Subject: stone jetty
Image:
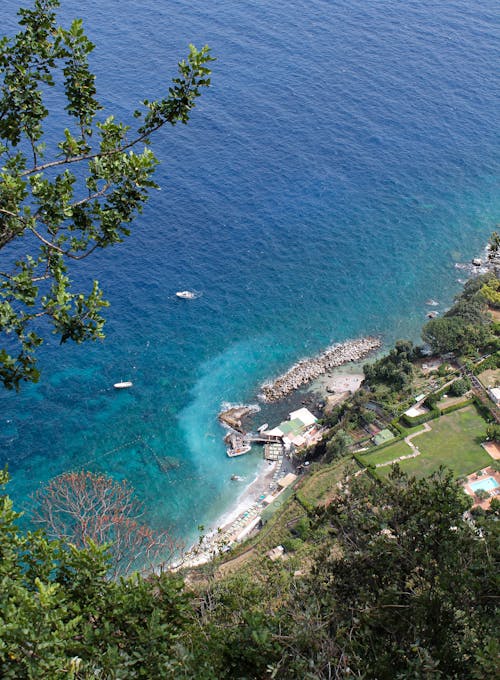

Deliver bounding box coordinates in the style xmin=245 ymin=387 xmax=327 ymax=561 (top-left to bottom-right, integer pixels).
xmin=260 ymin=336 xmax=381 ymax=403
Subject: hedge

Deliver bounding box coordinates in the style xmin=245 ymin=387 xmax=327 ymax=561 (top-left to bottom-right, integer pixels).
xmin=401 ymin=408 xmax=440 ymax=427
xmin=473 ymin=352 xmax=500 ymax=374
xmin=391 ymin=419 xmax=407 ymax=435
xmin=439 ymin=398 xmax=474 ymax=415
xmin=472 ymin=395 xmax=495 ymax=423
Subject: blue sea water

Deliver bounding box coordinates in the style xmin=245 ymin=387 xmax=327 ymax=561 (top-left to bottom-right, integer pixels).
xmin=1 ymin=0 xmax=499 ymax=546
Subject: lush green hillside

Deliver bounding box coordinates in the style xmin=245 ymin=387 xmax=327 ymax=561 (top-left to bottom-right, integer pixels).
xmin=1 ymin=466 xmax=498 ymax=679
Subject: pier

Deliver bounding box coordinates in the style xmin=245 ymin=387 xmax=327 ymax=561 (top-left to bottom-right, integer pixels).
xmin=225 ymin=430 xmax=282 ymax=457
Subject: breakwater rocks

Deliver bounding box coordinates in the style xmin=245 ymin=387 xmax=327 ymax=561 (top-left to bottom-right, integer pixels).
xmin=260 ymin=337 xmax=381 ymax=403
xmin=218 ymin=404 xmax=260 ymax=432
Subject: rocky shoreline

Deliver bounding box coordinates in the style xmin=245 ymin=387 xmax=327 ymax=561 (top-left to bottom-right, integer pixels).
xmin=259 ymin=336 xmax=381 ymax=403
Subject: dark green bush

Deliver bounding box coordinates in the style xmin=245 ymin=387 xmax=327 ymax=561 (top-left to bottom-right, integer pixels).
xmin=282 ymin=537 xmax=303 ymax=553
xmin=449 ymin=377 xmax=471 ymax=396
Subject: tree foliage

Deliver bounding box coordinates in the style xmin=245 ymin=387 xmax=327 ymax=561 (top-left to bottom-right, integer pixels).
xmin=488 ymin=231 xmax=500 ymax=254
xmin=363 ymin=339 xmax=415 ymax=390
xmin=186 ymin=468 xmax=498 ymax=679
xmin=422 ymin=273 xmax=497 ymax=356
xmin=0 ymin=0 xmax=213 ymax=389
xmin=1 ymin=466 xmax=498 ymax=678
xmin=480 ymin=276 xmax=500 ymax=309
xmin=325 ymin=428 xmax=352 ymax=462
xmin=449 ymin=376 xmax=471 ymax=397
xmin=0 ymin=469 xmax=192 ymax=679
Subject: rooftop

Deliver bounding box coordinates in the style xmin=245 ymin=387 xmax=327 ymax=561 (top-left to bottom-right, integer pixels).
xmin=289 ymin=407 xmax=317 ymax=427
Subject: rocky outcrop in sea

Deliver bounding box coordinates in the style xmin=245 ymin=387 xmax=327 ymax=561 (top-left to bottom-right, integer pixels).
xmin=259 ymin=336 xmax=381 ymax=403
xmin=218 ymin=404 xmax=260 ymax=432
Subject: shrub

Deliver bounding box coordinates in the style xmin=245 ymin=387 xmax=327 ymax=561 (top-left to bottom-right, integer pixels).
xmin=473 ymin=351 xmax=500 ymax=374
xmin=292 ymin=516 xmax=311 ymax=540
xmin=282 ymin=537 xmax=303 ymax=553
xmin=437 ymin=363 xmax=450 ymax=377
xmin=486 ymin=423 xmax=500 ymax=440
xmin=440 ymin=398 xmax=474 ymax=415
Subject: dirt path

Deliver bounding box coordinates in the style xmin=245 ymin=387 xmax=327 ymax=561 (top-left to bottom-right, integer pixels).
xmin=404 ymin=421 xmax=432 ymax=453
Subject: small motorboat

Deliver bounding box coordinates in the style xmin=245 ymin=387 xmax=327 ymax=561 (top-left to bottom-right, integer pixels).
xmin=114 ymin=381 xmax=133 ymax=389
xmin=231 ymin=475 xmax=244 ymax=482
xmin=176 ymin=290 xmax=197 ymax=299
xmin=226 ymin=444 xmax=252 ymax=457
xmin=425 ymin=299 xmax=439 ymax=306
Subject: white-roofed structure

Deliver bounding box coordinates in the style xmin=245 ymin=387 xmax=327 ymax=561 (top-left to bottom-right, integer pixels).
xmin=265 ymin=407 xmax=322 ymax=451
xmin=289 ymin=407 xmax=317 ymax=427
xmin=488 ymin=387 xmax=500 ymax=404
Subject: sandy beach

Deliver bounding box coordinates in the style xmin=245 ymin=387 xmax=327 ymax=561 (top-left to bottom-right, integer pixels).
xmin=177 ymin=456 xmax=283 ymax=568
xmin=311 ymin=370 xmax=365 ymax=395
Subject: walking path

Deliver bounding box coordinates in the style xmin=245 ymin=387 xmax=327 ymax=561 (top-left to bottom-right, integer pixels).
xmin=376 ymin=422 xmax=431 ymax=468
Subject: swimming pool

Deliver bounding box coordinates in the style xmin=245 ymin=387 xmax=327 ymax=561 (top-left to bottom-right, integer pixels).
xmin=470 ymin=477 xmax=499 ymax=493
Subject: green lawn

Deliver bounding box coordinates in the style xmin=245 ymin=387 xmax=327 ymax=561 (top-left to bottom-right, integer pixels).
xmin=375 ymin=405 xmax=491 ymax=479
xmin=296 ymin=459 xmax=352 ymax=506
xmin=359 ymin=439 xmax=414 ymax=467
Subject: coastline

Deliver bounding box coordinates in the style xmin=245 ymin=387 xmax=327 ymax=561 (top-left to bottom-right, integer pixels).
xmin=177 ymin=455 xmax=282 ymax=568
xmin=179 ymin=338 xmax=377 ymax=569
xmin=260 ymin=336 xmax=381 ymax=402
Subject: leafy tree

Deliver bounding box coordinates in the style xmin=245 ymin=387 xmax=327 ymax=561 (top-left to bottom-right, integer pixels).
xmin=33 ymin=470 xmax=181 ymax=576
xmin=363 ymin=339 xmax=415 ymax=390
xmin=480 ymin=277 xmax=500 ymax=308
xmin=460 ymin=272 xmax=498 ymax=301
xmin=265 ymin=468 xmax=498 ymax=679
xmin=0 ymin=0 xmax=213 ymax=389
xmin=325 ymin=428 xmax=352 ymax=462
xmin=488 ymin=230 xmax=500 ymax=254
xmin=422 ymin=316 xmax=491 ymax=356
xmin=449 ymin=376 xmax=471 ymax=396
xmin=0 ymin=469 xmax=193 ymax=679
xmin=486 ymin=422 xmax=500 ymax=440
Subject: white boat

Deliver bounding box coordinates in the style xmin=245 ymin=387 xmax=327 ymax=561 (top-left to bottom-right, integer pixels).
xmin=176 ymin=290 xmax=197 ymax=299
xmin=226 ymin=444 xmax=252 ymax=457
xmin=114 ymin=381 xmax=133 ymax=389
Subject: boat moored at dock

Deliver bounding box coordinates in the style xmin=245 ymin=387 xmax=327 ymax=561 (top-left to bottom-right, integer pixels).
xmin=227 ymin=443 xmax=252 ymax=457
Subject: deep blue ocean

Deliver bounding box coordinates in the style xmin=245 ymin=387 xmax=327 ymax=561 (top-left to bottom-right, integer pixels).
xmin=1 ymin=0 xmax=499 ymax=546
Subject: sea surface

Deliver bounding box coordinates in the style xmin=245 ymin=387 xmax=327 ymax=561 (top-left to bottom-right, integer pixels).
xmin=1 ymin=0 xmax=499 ymax=547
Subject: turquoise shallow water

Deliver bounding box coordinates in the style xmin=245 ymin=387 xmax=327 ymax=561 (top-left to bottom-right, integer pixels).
xmin=1 ymin=0 xmax=499 ymax=545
